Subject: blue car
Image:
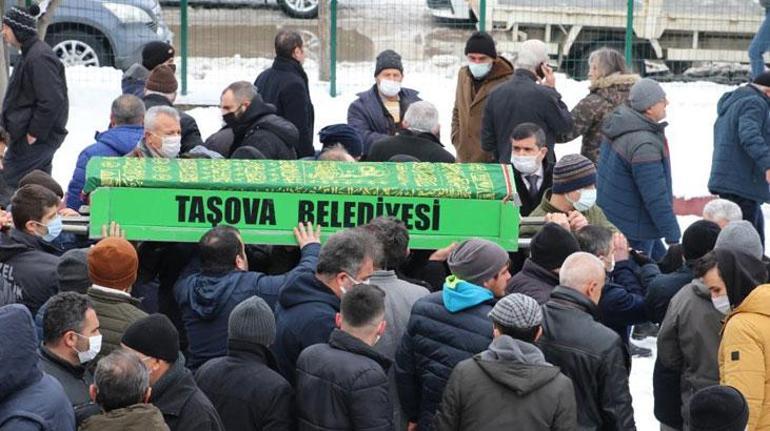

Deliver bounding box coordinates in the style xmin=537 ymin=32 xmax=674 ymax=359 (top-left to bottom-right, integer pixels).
xmin=30 ymin=0 xmax=173 ymax=70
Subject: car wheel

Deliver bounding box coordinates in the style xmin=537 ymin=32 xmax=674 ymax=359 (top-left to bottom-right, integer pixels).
xmin=278 ymin=0 xmax=318 ymax=19
xmin=45 ymin=31 xmax=109 ymax=68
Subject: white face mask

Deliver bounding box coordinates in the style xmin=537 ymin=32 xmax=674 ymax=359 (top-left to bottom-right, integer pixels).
xmin=712 ymin=295 xmax=731 ymax=315
xmin=511 ymin=155 xmax=539 ymax=175
xmin=378 ymin=79 xmax=401 ymax=98
xmin=568 ymin=188 xmax=597 ymax=212
xmin=468 ymin=62 xmax=492 ymax=79
xmin=160 ymin=135 xmax=182 ymax=158
xmin=74 ymin=333 xmax=102 ymax=364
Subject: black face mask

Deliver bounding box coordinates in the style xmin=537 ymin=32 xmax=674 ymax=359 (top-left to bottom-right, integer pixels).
xmin=222 ymin=112 xmax=238 ymax=128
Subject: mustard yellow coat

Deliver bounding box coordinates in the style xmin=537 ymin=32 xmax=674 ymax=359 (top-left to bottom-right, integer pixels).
xmin=720 ymin=284 xmax=770 ymax=430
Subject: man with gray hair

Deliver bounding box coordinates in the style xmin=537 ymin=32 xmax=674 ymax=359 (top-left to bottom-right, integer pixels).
xmin=79 ymin=350 xmax=169 ymax=430
xmin=273 ymin=228 xmax=380 ymax=383
xmin=703 ymin=198 xmax=743 ymax=229
xmin=206 ymin=81 xmax=299 ymax=160
xmin=539 ymin=252 xmax=636 ymax=430
xmin=367 ymin=101 xmax=454 ymax=163
xmin=129 ymin=106 xmax=182 ymax=158
xmin=65 ymin=94 xmax=145 ymax=211
xmin=481 ymin=39 xmax=573 ymax=164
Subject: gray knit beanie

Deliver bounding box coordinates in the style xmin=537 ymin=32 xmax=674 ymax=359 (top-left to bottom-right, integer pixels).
xmin=57 ymin=248 xmax=91 ymax=293
xmin=629 ymin=78 xmax=666 ymax=112
xmin=374 ymin=49 xmax=403 ymax=77
xmin=447 ymin=239 xmax=509 ymax=286
xmin=228 ymin=296 xmax=276 ymax=347
xmin=715 ymin=220 xmax=764 ymax=260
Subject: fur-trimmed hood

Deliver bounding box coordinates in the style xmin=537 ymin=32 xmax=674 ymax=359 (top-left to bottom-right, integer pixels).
xmin=589 ymin=73 xmax=640 ymax=91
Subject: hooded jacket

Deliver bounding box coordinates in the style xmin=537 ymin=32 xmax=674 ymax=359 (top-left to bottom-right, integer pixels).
xmin=598 ymin=105 xmax=680 ymax=243
xmin=451 ymin=56 xmax=514 ymax=163
xmin=65 ymin=125 xmax=143 ymax=210
xmin=228 ymin=94 xmax=299 ymax=160
xmin=434 ymin=335 xmax=577 ymax=431
xmin=480 ymin=69 xmax=573 ymax=163
xmin=79 ymin=404 xmax=170 ymax=431
xmin=176 ymin=243 xmax=320 ymax=370
xmin=144 ymin=94 xmax=204 ymax=154
xmin=720 ymin=285 xmax=770 ymax=430
xmin=560 ymin=73 xmax=639 ymax=163
xmin=296 ymin=329 xmax=392 ymax=431
xmin=195 ymin=340 xmax=294 ymax=431
xmin=395 ymin=278 xmax=495 ymax=430
xmin=122 ymin=63 xmax=150 ymax=98
xmin=709 ymin=84 xmax=770 ymax=204
xmin=0 ymin=229 xmax=61 ymax=316
xmin=656 ymin=279 xmax=725 ymax=428
xmin=540 ymin=286 xmax=635 ymax=431
xmin=151 ymin=355 xmax=223 ymax=431
xmin=506 ymin=258 xmax=560 ymax=304
xmin=0 ymin=304 xmax=75 ymax=431
xmin=255 ymin=57 xmax=315 ymax=158
xmin=347 ymin=85 xmax=422 ymax=154
xmin=273 ymin=269 xmax=341 ymax=383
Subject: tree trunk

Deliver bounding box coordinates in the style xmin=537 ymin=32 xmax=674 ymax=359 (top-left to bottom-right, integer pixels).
xmin=37 ymin=0 xmax=61 ymax=40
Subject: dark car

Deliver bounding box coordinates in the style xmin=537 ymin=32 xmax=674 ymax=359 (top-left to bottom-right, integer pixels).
xmin=161 ymin=0 xmax=318 ymax=19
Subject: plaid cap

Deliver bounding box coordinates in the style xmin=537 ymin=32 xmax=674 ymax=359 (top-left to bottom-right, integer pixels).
xmin=488 ymin=293 xmax=542 ymax=329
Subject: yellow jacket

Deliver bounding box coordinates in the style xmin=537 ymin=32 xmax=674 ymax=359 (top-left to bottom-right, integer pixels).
xmin=720 ymin=284 xmax=770 ymax=430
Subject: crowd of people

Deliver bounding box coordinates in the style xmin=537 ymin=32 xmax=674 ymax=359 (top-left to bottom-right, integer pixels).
xmin=1 ymin=2 xmax=770 ymax=431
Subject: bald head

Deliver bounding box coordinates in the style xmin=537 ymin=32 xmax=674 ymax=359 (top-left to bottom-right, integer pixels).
xmin=559 ymin=252 xmax=606 ymax=304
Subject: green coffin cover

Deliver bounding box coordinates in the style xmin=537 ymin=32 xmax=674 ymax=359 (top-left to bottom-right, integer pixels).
xmin=83 ymin=157 xmax=515 ymax=201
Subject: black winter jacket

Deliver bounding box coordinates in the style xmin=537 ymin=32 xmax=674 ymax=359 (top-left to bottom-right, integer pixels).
xmin=540 ymin=286 xmax=636 ymax=431
xmin=481 ymin=69 xmax=572 ymax=163
xmin=0 ymin=229 xmax=61 ymax=315
xmin=434 ymin=336 xmax=577 ymax=431
xmin=506 ymin=258 xmax=559 ymax=304
xmin=255 ymin=57 xmax=315 ymax=157
xmin=38 ymin=346 xmax=99 ymax=425
xmin=641 ymin=263 xmax=695 ymax=324
xmin=395 ymin=289 xmax=494 ymax=430
xmin=367 ymin=130 xmax=455 ymax=163
xmin=229 ymin=94 xmax=299 ymax=160
xmin=195 ymin=341 xmax=294 ymax=431
xmin=143 ymin=94 xmax=204 ymax=154
xmin=273 ymin=269 xmax=340 ymax=383
xmin=296 ymin=329 xmax=392 ymax=431
xmin=2 ymin=38 xmax=68 ymax=147
xmin=151 ymin=355 xmax=224 ymax=431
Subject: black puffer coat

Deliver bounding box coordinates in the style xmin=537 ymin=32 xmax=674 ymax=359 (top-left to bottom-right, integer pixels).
xmin=296 ymin=329 xmax=392 ymax=431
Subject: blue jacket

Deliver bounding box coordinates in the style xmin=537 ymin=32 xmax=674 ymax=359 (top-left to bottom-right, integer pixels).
xmin=709 ymin=84 xmax=770 ymax=203
xmin=598 ymin=105 xmax=681 ymax=243
xmin=66 ymin=125 xmax=143 ymax=210
xmin=347 ymin=85 xmax=421 ymax=154
xmin=395 ymin=277 xmax=495 ymax=430
xmin=599 ymin=260 xmax=648 ymax=344
xmin=641 ymin=263 xmax=695 ymax=324
xmin=0 ymin=304 xmax=75 ymax=431
xmin=176 ymin=243 xmax=320 ymax=370
xmin=272 ymin=268 xmax=341 ymax=384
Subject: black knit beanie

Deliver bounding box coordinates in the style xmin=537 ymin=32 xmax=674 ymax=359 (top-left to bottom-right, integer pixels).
xmin=753 ymin=71 xmax=770 ymax=87
xmin=687 ymin=385 xmax=748 ymax=431
xmin=464 ymin=31 xmax=497 ymax=58
xmin=142 ymin=41 xmax=175 ymax=71
xmin=530 ymin=223 xmax=581 ymax=271
xmin=121 ymin=314 xmax=179 ymax=363
xmin=3 ymin=4 xmax=39 ymax=44
xmin=682 ymin=220 xmax=721 ymax=261
xmin=374 ymin=49 xmax=403 ymax=77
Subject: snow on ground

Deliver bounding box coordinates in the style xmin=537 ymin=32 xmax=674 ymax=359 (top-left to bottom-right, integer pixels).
xmin=55 ymin=59 xmax=748 ymax=430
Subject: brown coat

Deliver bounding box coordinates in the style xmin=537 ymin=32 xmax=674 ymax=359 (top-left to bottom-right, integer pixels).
xmin=561 ymin=73 xmax=638 ymax=163
xmin=79 ymin=404 xmax=170 ymax=431
xmin=451 ymin=57 xmax=513 ymax=163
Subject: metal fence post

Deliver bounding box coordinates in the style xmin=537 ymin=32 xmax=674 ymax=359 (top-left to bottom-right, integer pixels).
xmin=330 ymin=0 xmax=337 ymax=97
xmin=479 ymin=0 xmax=487 ymax=32
xmin=180 ymin=0 xmax=188 ymax=95
xmin=625 ymin=0 xmax=634 ymax=68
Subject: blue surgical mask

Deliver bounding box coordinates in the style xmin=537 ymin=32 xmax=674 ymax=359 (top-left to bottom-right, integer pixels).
xmin=40 ymin=215 xmax=63 ymax=242
xmin=569 ymin=188 xmax=597 ymax=212
xmin=468 ymin=62 xmax=493 ymax=79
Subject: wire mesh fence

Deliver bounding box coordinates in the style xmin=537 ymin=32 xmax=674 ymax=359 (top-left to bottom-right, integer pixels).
xmin=23 ymin=0 xmax=769 ymax=97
